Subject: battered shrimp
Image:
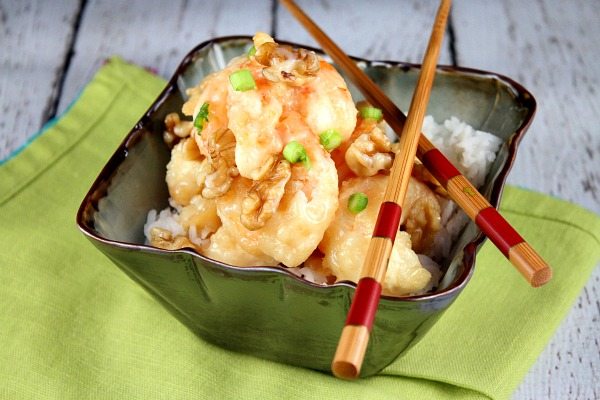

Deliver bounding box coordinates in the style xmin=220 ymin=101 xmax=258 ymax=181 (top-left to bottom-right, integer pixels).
xmin=256 ymin=119 xmax=339 ymax=266
xmin=204 ymin=114 xmax=339 ymax=268
xmin=183 ymin=33 xmax=357 ymax=182
xmin=155 ymin=137 xmax=221 ymax=250
xmin=319 ymin=175 xmax=441 ymax=296
xmin=302 ymin=61 xmax=357 ymax=143
xmin=226 ymin=67 xmax=285 ymax=180
xmin=177 ymin=195 xmax=221 ymax=242
xmin=403 ymin=176 xmax=443 ymax=254
xmin=201 ymin=177 xmax=278 ymax=267
xmin=183 ymin=65 xmax=230 ymax=150
xmin=183 ymin=63 xmax=241 ymax=197
xmin=166 ymin=137 xmax=210 ymax=206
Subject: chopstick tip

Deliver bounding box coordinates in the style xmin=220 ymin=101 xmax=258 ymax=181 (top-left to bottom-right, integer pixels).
xmin=510 ymin=242 xmax=552 ymax=287
xmin=531 ymin=266 xmax=553 ymax=287
xmin=331 ymin=325 xmax=370 ymax=379
xmin=331 ymin=360 xmax=360 ymax=380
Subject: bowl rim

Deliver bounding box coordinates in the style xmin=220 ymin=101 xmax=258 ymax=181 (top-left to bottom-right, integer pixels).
xmin=76 ymin=35 xmax=536 ymax=303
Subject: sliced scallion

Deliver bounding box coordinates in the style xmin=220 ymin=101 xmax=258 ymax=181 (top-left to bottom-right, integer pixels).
xmin=319 ymin=129 xmax=342 ymax=152
xmin=359 ymin=106 xmax=383 ymax=121
xmin=348 ymin=192 xmax=368 ymax=214
xmin=229 ymin=69 xmax=256 ymax=91
xmin=282 ymin=141 xmax=311 ymax=169
xmin=194 ymin=102 xmax=209 ymax=130
xmin=247 ymin=45 xmax=257 ymax=57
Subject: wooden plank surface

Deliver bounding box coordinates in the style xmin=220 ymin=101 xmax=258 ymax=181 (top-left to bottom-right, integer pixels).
xmin=0 ymin=0 xmax=81 ymax=160
xmin=276 ymin=0 xmax=454 ymax=63
xmin=453 ymin=0 xmax=600 ymax=214
xmin=56 ymin=0 xmax=273 ymax=115
xmin=0 ymin=1 xmax=598 ymax=399
xmin=451 ymin=2 xmax=600 ymax=398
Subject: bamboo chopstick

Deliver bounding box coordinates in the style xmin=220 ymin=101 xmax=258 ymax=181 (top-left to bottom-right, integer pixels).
xmin=327 ymin=0 xmax=451 ymax=379
xmin=279 ymin=0 xmax=552 ymax=289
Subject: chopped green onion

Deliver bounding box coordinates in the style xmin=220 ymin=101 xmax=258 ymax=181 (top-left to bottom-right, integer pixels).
xmin=319 ymin=129 xmax=342 ymax=152
xmin=194 ymin=102 xmax=209 ymax=130
xmin=282 ymin=141 xmax=311 ymax=169
xmin=247 ymin=45 xmax=257 ymax=57
xmin=359 ymin=106 xmax=383 ymax=121
xmin=229 ymin=69 xmax=256 ymax=91
xmin=348 ymin=192 xmax=368 ymax=214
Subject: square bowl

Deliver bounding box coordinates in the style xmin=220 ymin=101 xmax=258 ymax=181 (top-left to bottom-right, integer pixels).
xmin=76 ymin=36 xmax=535 ymax=377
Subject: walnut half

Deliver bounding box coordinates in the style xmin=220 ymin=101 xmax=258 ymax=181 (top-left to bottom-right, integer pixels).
xmin=253 ymin=33 xmax=320 ymax=86
xmin=163 ymin=113 xmax=193 ymax=147
xmin=202 ymin=128 xmax=239 ymax=199
xmin=241 ymin=160 xmax=292 ymax=230
xmin=345 ymin=125 xmax=393 ymax=176
xmin=149 ymin=227 xmax=196 ymax=250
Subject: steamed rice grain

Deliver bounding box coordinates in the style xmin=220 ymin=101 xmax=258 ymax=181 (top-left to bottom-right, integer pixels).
xmin=422 ymin=115 xmax=502 ymax=187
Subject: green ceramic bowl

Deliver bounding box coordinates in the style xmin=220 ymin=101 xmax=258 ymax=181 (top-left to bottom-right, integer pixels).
xmin=76 ymin=36 xmax=536 ymax=377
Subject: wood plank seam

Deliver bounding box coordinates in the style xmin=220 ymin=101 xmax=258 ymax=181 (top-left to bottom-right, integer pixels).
xmin=271 ymin=0 xmax=279 ymax=38
xmin=446 ymin=9 xmax=458 ymax=66
xmin=40 ymin=0 xmax=88 ymax=125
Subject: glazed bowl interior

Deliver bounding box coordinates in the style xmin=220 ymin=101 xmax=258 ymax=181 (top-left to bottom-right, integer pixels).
xmin=77 ymin=36 xmax=535 ymax=376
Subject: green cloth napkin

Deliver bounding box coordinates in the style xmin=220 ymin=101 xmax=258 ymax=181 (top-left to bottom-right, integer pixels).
xmin=1 ymin=57 xmax=599 ymax=400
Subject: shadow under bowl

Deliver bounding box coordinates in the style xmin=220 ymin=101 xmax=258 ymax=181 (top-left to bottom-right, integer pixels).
xmin=76 ymin=36 xmax=536 ymax=377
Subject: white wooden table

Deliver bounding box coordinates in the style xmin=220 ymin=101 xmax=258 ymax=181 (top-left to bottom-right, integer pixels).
xmin=1 ymin=1 xmax=598 ymax=398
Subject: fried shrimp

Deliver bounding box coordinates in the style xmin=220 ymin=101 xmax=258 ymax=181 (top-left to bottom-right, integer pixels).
xmin=257 ymin=142 xmax=338 ymax=267
xmin=202 ymin=178 xmax=279 ymax=267
xmin=319 ymin=175 xmax=441 ymax=295
xmin=205 ymin=115 xmax=339 ymax=268
xmin=165 ymin=137 xmax=210 ymax=206
xmin=181 ymin=33 xmax=356 ymax=182
xmin=156 ymin=137 xmax=221 ymax=251
xmin=403 ymin=176 xmax=442 ymax=254
xmin=301 ymin=61 xmax=357 ymax=144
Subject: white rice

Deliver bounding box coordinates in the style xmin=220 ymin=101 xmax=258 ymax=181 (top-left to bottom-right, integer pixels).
xmin=420 ymin=115 xmax=502 ymax=261
xmin=422 ymin=115 xmax=502 ymax=187
xmin=144 ymin=115 xmax=502 ymax=286
xmin=288 ymin=266 xmax=329 ymax=285
xmin=144 ymin=208 xmax=185 ymax=239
